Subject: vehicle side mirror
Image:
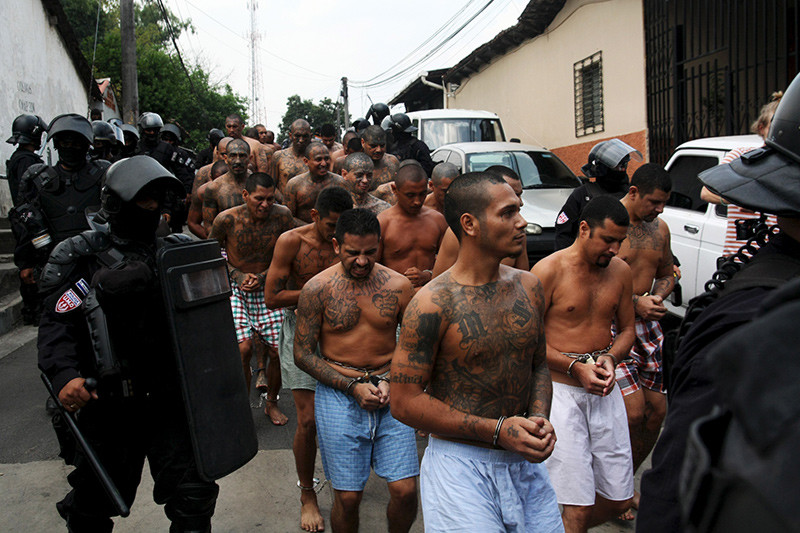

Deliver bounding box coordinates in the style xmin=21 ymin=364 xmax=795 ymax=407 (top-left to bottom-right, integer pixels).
xmin=714 ymin=203 xmax=728 ymax=217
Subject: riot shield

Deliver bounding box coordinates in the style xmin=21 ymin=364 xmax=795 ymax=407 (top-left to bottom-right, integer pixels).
xmin=157 ymin=239 xmax=257 ymax=481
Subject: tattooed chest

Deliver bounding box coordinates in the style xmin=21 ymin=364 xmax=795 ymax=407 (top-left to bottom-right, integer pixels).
xmin=625 ymin=222 xmax=663 ymax=250
xmin=218 ymin=190 xmax=245 ymax=211
xmin=293 ymin=248 xmax=337 ymax=284
xmin=231 ymin=225 xmax=280 ymax=262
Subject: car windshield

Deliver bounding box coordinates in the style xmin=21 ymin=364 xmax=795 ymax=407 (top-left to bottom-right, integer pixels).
xmin=421 ymin=118 xmax=504 ymax=150
xmin=466 ymin=151 xmax=580 ymax=189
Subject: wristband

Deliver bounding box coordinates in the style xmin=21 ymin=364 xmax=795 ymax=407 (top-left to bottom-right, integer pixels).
xmin=492 ymin=416 xmax=507 ymax=447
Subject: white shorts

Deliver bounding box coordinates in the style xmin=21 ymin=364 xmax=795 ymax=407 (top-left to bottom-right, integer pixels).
xmin=545 ymin=381 xmax=634 ymax=506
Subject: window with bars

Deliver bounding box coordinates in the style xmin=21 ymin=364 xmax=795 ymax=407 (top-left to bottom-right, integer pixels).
xmin=574 ymin=52 xmax=604 ymax=137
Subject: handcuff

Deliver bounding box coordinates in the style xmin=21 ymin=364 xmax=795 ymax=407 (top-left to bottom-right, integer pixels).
xmin=344 ymin=371 xmax=390 ymax=395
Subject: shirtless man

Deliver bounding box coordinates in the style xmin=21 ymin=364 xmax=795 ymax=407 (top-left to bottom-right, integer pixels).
xmin=361 ymin=125 xmax=398 ymax=190
xmin=617 ymin=163 xmax=674 ymax=515
xmin=265 ymin=187 xmax=353 ymax=532
xmin=188 ymin=159 xmax=228 ymax=238
xmin=271 ymin=119 xmax=312 ymax=192
xmin=209 ymin=172 xmax=295 ymax=425
xmin=423 ymin=162 xmax=459 ymax=214
xmin=391 ymin=172 xmax=562 ymax=532
xmin=190 ymin=137 xmax=231 ymax=197
xmin=372 ymin=181 xmax=397 ymax=205
xmin=225 ymin=114 xmax=272 ymax=172
xmin=340 ymin=152 xmax=391 ymax=215
xmin=331 ymin=131 xmax=359 ymax=174
xmin=533 ymin=196 xmax=636 ymax=532
xmin=254 ymin=124 xmax=269 ymax=145
xmin=319 ymin=123 xmax=343 ymax=153
xmin=432 ymin=165 xmax=528 ymax=276
xmin=202 ymin=138 xmax=251 ymax=229
xmin=283 ymin=142 xmax=347 ymax=223
xmin=294 ymin=208 xmax=419 ymax=533
xmin=378 ymin=161 xmax=448 ymax=290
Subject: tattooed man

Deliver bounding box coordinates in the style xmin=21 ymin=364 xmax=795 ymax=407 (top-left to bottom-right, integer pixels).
xmin=423 ymin=162 xmax=459 ymax=215
xmin=264 ymin=187 xmax=353 ymax=532
xmin=617 ymin=163 xmax=674 ymax=515
xmin=391 ymin=172 xmax=563 ymax=533
xmin=361 ymin=125 xmax=399 ymax=190
xmin=270 ymin=119 xmax=312 ymax=192
xmin=224 ymin=113 xmax=272 ymax=173
xmin=533 ymin=196 xmax=636 ymax=533
xmin=432 ymin=165 xmax=528 ymax=277
xmin=210 ymin=172 xmax=295 ymax=425
xmin=190 ymin=136 xmax=231 ymax=202
xmin=294 ymin=209 xmax=419 ymax=533
xmin=283 ymin=142 xmax=347 ymax=223
xmin=341 ymin=152 xmax=391 ymax=216
xmin=331 ymin=131 xmax=359 ymax=175
xmin=202 ymin=138 xmax=251 ymax=229
xmin=188 ymin=159 xmax=228 ymax=239
xmin=378 ymin=161 xmax=448 ymax=291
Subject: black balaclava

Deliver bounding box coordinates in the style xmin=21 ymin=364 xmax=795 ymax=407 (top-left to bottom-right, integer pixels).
xmin=111 ymin=200 xmax=161 ymax=243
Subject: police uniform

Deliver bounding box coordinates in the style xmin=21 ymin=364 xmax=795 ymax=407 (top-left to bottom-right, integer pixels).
xmin=391 ymin=136 xmax=435 ymax=177
xmin=39 ymin=156 xmax=222 ymax=532
xmin=6 ymin=147 xmax=42 ymax=206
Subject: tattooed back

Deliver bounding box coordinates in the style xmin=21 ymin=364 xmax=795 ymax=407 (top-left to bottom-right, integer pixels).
xmin=405 ymin=267 xmax=546 ymax=421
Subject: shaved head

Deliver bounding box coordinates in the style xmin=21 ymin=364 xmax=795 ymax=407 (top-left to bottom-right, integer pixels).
xmin=395 ymin=159 xmax=427 ymax=187
xmin=228 ymin=138 xmax=250 ymax=154
xmin=291 ymin=119 xmax=311 ymax=133
xmin=343 ymin=152 xmax=373 ymax=173
xmin=304 ymin=141 xmax=328 ymax=158
xmin=431 ymin=162 xmax=460 ymax=186
xmin=218 ymin=137 xmax=233 ymax=150
xmin=361 ymin=125 xmax=386 ymax=144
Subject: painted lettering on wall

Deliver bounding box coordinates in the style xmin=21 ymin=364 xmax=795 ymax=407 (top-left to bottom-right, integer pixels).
xmin=17 ymin=80 xmax=36 ymax=112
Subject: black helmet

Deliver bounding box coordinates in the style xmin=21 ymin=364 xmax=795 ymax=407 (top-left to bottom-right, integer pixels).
xmin=103 ymin=156 xmax=183 ymax=207
xmin=137 ymin=112 xmax=164 ymax=132
xmin=380 ymin=115 xmax=393 ymax=133
xmin=766 ymin=75 xmax=800 ymax=164
xmin=7 ymin=114 xmax=47 ymax=146
xmin=92 ymin=120 xmax=117 ymax=143
xmin=352 ymin=118 xmax=370 ymax=132
xmin=46 ymin=114 xmax=94 ymax=145
xmin=389 ymin=113 xmax=417 ymax=134
xmin=161 ymin=123 xmax=182 ymax=143
xmin=367 ymin=103 xmax=390 ymax=125
xmin=120 ymin=124 xmax=139 ymax=141
xmin=581 ymin=138 xmax=642 ymax=178
xmin=207 ymin=128 xmax=224 ymax=146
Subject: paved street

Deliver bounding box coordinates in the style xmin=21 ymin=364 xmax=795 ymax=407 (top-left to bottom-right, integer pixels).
xmin=0 ymin=327 xmax=637 ymax=532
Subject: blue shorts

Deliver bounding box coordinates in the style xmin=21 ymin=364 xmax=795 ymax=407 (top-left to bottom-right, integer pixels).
xmin=315 ymin=382 xmax=419 ymax=491
xmin=421 ymin=437 xmax=564 ymax=533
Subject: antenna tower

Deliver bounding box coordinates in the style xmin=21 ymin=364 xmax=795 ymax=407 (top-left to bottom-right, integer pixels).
xmin=248 ymin=0 xmax=265 ymax=124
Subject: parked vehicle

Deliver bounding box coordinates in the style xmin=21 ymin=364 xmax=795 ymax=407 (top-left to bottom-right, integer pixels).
xmin=407 ymin=109 xmax=505 ymax=150
xmin=432 ymin=141 xmax=581 ymax=264
xmin=659 ymin=134 xmax=764 ymax=315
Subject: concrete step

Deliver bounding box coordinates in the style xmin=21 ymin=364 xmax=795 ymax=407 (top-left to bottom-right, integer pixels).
xmin=0 ymin=291 xmax=23 ymax=337
xmin=0 ymin=262 xmax=19 ymax=298
xmin=0 ymin=228 xmax=14 ymax=256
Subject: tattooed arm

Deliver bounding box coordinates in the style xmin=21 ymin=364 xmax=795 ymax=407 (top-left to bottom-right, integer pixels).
xmin=651 ymin=225 xmax=676 ymax=299
xmin=202 ymin=185 xmax=220 ymax=229
xmin=283 ymin=177 xmax=299 ymax=218
xmin=209 ymin=213 xmax=244 ymax=287
xmin=264 ymin=232 xmax=300 ymax=309
xmin=255 ymin=143 xmax=271 ymax=172
xmin=293 ymin=277 xmax=350 ymax=392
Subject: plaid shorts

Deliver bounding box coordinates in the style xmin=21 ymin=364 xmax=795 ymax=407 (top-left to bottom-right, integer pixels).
xmin=230 ymin=281 xmax=283 ymax=348
xmin=615 ymin=317 xmax=665 ymax=395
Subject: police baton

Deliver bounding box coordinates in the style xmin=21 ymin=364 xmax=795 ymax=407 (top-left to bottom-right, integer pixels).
xmin=40 ymin=373 xmax=130 ymax=517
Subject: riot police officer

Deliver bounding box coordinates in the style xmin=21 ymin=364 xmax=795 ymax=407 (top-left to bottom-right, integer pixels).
xmin=89 ymin=121 xmax=117 ymax=162
xmin=5 ymin=113 xmax=47 ymax=206
xmin=196 ymin=128 xmax=224 ymax=168
xmin=160 ymin=123 xmax=196 ymax=232
xmin=366 ymin=102 xmax=390 ymax=126
xmin=387 ymin=112 xmax=435 ymax=177
xmin=119 ymin=125 xmax=138 ymax=158
xmin=12 ymin=114 xmax=109 ymax=325
xmin=38 ymin=156 xmax=222 ymax=532
xmin=135 ymin=113 xmax=192 ymax=230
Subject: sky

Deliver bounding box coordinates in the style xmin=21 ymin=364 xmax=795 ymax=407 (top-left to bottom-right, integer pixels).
xmin=164 ymin=0 xmax=527 ymax=131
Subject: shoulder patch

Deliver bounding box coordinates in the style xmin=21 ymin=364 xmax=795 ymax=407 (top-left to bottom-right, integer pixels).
xmin=55 ymin=289 xmax=82 ymax=313
xmin=556 ymin=211 xmax=569 ymax=225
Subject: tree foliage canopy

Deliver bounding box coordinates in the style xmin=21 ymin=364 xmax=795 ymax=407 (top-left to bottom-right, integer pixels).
xmin=62 ymin=0 xmax=247 ymax=152
xmin=277 ymin=95 xmax=346 ymax=143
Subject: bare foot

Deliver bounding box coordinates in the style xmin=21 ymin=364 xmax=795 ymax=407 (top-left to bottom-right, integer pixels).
xmin=264 ymin=400 xmax=288 ymax=426
xmin=300 ymin=491 xmax=325 ymax=532
xmin=618 ymin=508 xmax=636 ymax=521
xmin=617 ymin=491 xmax=640 ymax=521
xmin=254 ymin=368 xmax=268 ymax=393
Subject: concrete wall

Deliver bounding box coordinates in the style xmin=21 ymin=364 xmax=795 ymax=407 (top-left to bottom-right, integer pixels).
xmin=0 ymin=1 xmax=91 ymax=215
xmin=447 ymin=0 xmax=649 ymax=175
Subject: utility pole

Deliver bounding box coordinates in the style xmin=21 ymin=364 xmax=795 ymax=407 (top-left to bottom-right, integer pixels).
xmin=120 ymin=0 xmax=138 ymax=124
xmin=341 ymin=77 xmax=350 ymax=129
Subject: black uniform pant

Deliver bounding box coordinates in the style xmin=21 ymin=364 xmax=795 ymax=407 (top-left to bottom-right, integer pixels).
xmin=57 ymin=396 xmax=219 ymax=533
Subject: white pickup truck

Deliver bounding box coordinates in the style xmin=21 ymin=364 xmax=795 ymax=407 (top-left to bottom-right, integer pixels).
xmin=659 ymin=134 xmax=763 ymax=315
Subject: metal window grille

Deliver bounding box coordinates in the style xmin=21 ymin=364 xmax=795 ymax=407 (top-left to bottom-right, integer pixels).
xmin=574 ymin=52 xmax=604 ymax=137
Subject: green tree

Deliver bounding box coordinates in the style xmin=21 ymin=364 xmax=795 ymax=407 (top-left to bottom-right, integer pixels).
xmin=277 ymin=95 xmax=345 ymax=143
xmin=62 ymin=0 xmax=247 ymax=153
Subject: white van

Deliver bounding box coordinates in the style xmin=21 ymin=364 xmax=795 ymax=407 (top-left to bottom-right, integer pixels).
xmin=406 ymin=109 xmax=505 ymax=151
xmin=659 ymin=134 xmax=764 ymax=315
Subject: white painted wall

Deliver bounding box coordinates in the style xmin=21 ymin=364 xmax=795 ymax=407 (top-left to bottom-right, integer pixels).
xmin=0 ymin=0 xmax=91 ymax=214
xmin=448 ymin=0 xmax=648 ymax=150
